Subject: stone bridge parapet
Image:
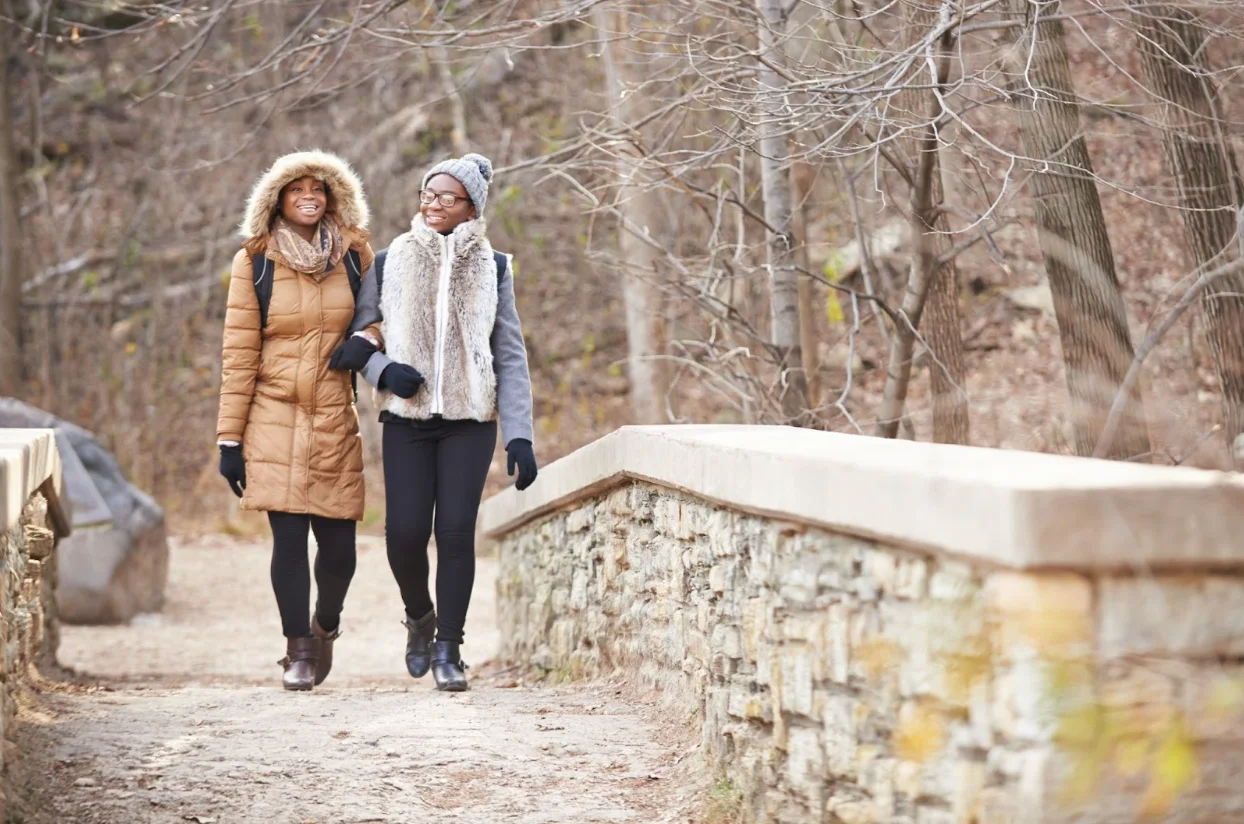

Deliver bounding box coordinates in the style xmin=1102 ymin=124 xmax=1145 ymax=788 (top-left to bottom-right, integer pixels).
xmin=481 ymin=425 xmax=1244 ymax=823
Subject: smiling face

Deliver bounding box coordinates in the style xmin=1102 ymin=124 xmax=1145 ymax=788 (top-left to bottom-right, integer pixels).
xmin=279 ymin=176 xmax=328 ymax=229
xmin=420 ymin=173 xmax=476 ymax=234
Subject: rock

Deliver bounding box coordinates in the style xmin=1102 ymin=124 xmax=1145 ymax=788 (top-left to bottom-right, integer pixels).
xmin=1001 ymin=284 xmax=1055 ymax=316
xmin=0 ymin=398 xmax=168 ymax=624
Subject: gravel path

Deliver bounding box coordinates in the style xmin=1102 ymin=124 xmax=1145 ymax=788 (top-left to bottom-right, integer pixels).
xmin=13 ymin=536 xmax=704 ymax=823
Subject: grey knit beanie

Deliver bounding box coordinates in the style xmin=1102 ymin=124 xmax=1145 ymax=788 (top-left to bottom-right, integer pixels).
xmin=422 ymin=153 xmax=494 ymax=214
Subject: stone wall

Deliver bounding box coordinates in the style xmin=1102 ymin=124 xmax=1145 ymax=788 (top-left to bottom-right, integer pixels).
xmin=0 ymin=492 xmax=59 ymax=814
xmin=497 ymin=480 xmax=1244 ymax=823
xmin=0 ymin=428 xmax=68 ymax=821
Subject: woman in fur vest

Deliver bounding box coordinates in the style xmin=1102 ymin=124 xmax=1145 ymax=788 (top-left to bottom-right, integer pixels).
xmin=330 ymin=153 xmax=537 ymax=691
xmin=216 ymin=150 xmax=378 ymax=691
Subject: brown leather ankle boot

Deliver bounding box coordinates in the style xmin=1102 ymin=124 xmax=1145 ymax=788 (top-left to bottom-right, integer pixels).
xmin=311 ymin=616 xmax=341 ymax=686
xmin=279 ymin=636 xmax=319 ymax=691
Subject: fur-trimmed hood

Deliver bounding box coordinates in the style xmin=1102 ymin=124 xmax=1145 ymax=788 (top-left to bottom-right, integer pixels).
xmin=240 ymin=150 xmax=370 ymax=239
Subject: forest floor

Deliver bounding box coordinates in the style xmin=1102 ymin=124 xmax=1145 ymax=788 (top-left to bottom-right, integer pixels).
xmin=9 ymin=536 xmax=705 ymax=824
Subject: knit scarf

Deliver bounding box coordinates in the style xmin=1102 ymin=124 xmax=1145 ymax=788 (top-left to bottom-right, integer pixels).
xmin=270 ymin=214 xmax=344 ymax=279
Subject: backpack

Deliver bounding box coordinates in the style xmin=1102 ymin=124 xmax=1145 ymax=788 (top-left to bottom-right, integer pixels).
xmin=251 ymin=248 xmax=364 ymax=329
xmin=251 ymin=248 xmax=365 ymax=400
xmin=370 ymin=247 xmax=508 ymax=293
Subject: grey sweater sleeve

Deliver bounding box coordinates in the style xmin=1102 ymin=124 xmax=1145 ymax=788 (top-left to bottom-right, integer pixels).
xmin=352 ymin=255 xmax=395 ymax=388
xmin=492 ymin=255 xmax=535 ymax=446
xmin=348 ymin=259 xmax=383 ymax=336
xmin=360 ymin=349 xmax=395 ymax=389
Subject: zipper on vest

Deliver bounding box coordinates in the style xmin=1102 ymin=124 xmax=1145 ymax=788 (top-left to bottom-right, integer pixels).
xmin=432 ymin=233 xmax=454 ymax=415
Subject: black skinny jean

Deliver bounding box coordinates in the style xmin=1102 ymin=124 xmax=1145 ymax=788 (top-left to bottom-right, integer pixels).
xmin=268 ymin=512 xmax=357 ymax=639
xmin=383 ymin=417 xmax=496 ymax=644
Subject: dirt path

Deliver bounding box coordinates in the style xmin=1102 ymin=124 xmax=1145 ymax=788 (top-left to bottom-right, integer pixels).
xmin=14 ymin=537 xmax=704 ymax=824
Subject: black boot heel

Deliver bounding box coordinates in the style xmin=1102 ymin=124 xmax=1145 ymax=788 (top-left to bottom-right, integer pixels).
xmin=431 ymin=640 xmax=468 ymax=692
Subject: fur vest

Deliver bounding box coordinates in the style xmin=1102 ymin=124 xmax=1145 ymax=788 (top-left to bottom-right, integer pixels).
xmin=379 ymin=216 xmax=498 ymax=422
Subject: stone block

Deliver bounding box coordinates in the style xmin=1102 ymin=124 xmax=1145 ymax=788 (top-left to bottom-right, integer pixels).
xmin=830 ymin=797 xmax=878 ymax=824
xmin=952 ymin=760 xmax=985 ymax=823
xmin=1097 ymin=575 xmax=1244 ymax=658
xmin=778 ymin=560 xmax=819 ymax=608
xmin=605 ymin=487 xmax=633 ymax=518
xmin=929 ymin=562 xmax=975 ymax=601
xmin=779 ymin=647 xmax=814 ymax=718
xmin=984 ymin=572 xmax=1092 ymax=658
xmin=566 ymin=506 xmax=593 ymax=533
xmin=915 ymin=806 xmax=955 ymax=824
xmin=895 ymin=558 xmax=928 ymax=599
xmin=786 ymin=726 xmax=824 ymax=790
xmin=713 ymin=623 xmax=744 ymax=660
xmin=828 ymin=603 xmax=850 ymax=684
xmin=821 ymin=694 xmax=857 ymax=778
xmin=895 ymin=760 xmax=923 ymax=799
xmin=869 ymin=550 xmax=897 ymax=595
xmin=727 ymin=678 xmax=770 ymax=721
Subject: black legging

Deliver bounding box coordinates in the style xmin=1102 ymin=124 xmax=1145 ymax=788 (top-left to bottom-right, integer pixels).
xmin=383 ymin=418 xmax=496 ymax=644
xmin=268 ymin=511 xmax=357 ymax=639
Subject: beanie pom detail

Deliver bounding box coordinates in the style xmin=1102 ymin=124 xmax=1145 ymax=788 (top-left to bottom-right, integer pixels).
xmin=463 ymin=153 xmax=494 ymax=182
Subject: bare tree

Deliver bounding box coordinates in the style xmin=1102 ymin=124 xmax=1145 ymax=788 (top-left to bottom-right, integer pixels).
xmin=756 ymin=0 xmax=810 ymax=422
xmin=875 ymin=0 xmax=968 ymax=444
xmin=435 ymin=46 xmax=469 ymax=155
xmin=1131 ymin=3 xmax=1244 ymax=469
xmin=0 ymin=7 xmax=22 ymax=396
xmin=593 ymin=5 xmax=670 ymax=424
xmin=874 ymin=15 xmax=959 ymax=440
xmin=1000 ymin=0 xmax=1151 ymax=460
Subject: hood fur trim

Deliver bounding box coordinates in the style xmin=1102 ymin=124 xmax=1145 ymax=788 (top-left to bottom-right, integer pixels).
xmin=240 ymin=150 xmax=370 ymax=239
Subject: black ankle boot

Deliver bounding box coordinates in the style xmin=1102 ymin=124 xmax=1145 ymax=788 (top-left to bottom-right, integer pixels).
xmin=431 ymin=640 xmax=468 ymax=692
xmin=402 ymin=610 xmax=437 ymax=679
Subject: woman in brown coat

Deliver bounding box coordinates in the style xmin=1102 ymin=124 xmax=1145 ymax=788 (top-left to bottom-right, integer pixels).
xmin=215 ymin=150 xmax=377 ymax=691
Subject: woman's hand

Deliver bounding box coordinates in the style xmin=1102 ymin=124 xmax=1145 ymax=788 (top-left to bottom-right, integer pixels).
xmin=328 ymin=335 xmax=378 ymax=371
xmin=219 ymin=445 xmax=246 ymax=497
xmin=379 ymin=363 xmax=425 ymax=399
xmin=506 ymin=439 xmax=538 ymax=491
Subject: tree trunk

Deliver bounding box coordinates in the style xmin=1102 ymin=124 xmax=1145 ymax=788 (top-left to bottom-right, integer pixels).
xmin=875 ymin=5 xmax=968 ymax=442
xmin=1131 ymin=4 xmax=1244 ymax=469
xmin=756 ymin=0 xmax=809 ymax=423
xmin=0 ymin=14 xmax=23 ymax=397
xmin=593 ymin=6 xmax=669 ymax=424
xmin=879 ymin=0 xmax=969 ymax=444
xmin=793 ymin=162 xmax=820 ymax=411
xmin=924 ymin=217 xmax=969 ymax=444
xmin=874 ymin=27 xmax=953 ymax=439
xmin=1000 ymin=0 xmax=1151 ymax=460
xmin=435 ymin=45 xmax=468 ymax=155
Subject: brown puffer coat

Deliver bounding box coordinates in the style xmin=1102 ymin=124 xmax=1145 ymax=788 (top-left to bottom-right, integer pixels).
xmin=216 ymin=151 xmax=376 ymax=521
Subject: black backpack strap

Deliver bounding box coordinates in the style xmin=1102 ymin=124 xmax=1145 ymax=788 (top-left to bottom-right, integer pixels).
xmin=493 ymin=250 xmax=508 ymax=289
xmin=343 ymin=249 xmax=366 ymax=404
xmin=373 ymin=248 xmax=388 ymax=294
xmin=344 ymin=248 xmax=363 ymax=299
xmin=251 ymin=252 xmax=274 ymax=329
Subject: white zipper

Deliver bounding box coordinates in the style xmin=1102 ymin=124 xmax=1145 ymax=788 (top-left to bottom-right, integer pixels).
xmin=431 ymin=233 xmax=454 ymax=414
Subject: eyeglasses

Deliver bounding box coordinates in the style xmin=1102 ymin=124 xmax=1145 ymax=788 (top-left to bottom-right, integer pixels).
xmin=419 ymin=189 xmax=464 ymax=209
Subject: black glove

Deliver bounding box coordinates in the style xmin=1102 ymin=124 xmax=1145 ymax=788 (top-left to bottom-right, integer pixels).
xmin=506 ymin=438 xmax=538 ymax=491
xmin=379 ymin=363 xmax=425 ymax=399
xmin=328 ymin=335 xmax=378 ymax=371
xmin=219 ymin=445 xmax=246 ymax=498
